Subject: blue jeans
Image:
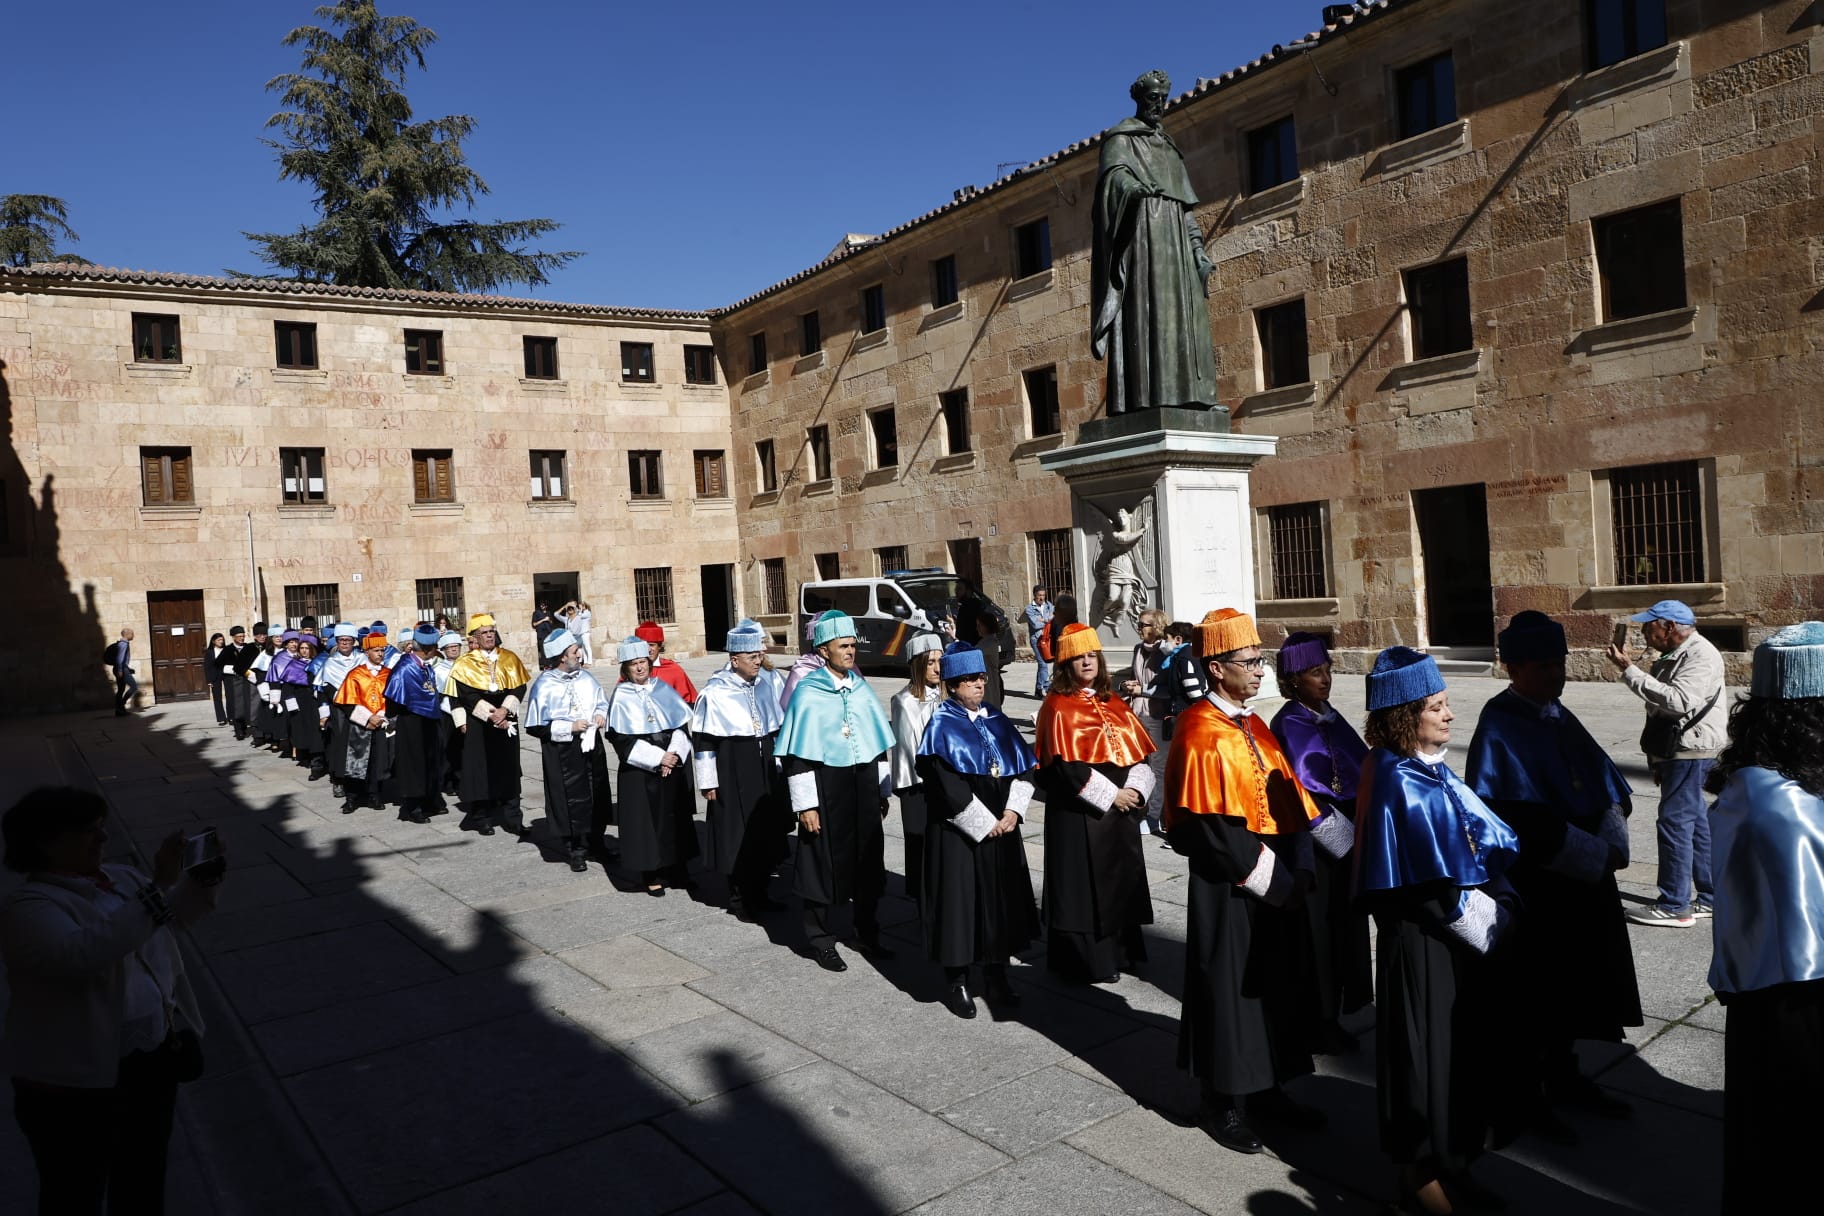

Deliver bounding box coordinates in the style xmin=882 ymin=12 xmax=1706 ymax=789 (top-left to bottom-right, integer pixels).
xmin=1031 ymin=636 xmax=1051 ymax=696
xmin=1653 ymin=758 xmax=1715 ymax=913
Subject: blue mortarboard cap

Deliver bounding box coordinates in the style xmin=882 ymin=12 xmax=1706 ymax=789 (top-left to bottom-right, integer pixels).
xmin=1630 ymin=599 xmax=1696 ymax=626
xmin=333 ymin=623 xmax=359 ymax=639
xmin=1751 ymin=621 xmax=1824 ymax=700
xmin=811 ymin=613 xmax=857 ymax=647
xmin=617 ymin=636 xmax=651 ymax=663
xmin=725 ymin=618 xmax=768 ymax=654
xmin=940 ymin=641 xmax=987 ymax=680
xmin=413 ymin=624 xmax=440 ymax=647
xmin=369 ymin=620 xmax=389 ymax=634
xmin=543 ymin=629 xmax=578 ymax=659
xmin=1366 ymin=646 xmax=1448 ymax=711
xmin=1497 ymin=610 xmax=1568 ymax=663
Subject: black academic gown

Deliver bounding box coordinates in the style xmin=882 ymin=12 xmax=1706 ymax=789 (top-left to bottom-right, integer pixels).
xmin=1360 ymin=881 xmax=1511 ymax=1171
xmin=528 ymin=726 xmax=613 ymax=841
xmin=917 ymin=757 xmax=1040 ymax=969
xmin=1040 ymin=758 xmax=1153 ymax=980
xmin=283 ymin=680 xmax=321 ymax=757
xmin=223 ymin=644 xmax=259 ymax=727
xmin=696 ymin=731 xmax=787 ymax=888
xmin=385 ymin=705 xmax=444 ymax=807
xmin=1170 ymin=815 xmax=1316 ymax=1097
xmin=610 ymin=731 xmax=699 ymax=873
xmin=785 ymin=754 xmax=889 ymax=908
xmin=449 ymin=679 xmax=527 ymax=806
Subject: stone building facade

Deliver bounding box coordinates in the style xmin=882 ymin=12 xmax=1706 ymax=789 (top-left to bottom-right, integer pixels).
xmin=717 ymin=0 xmax=1824 ymax=675
xmin=6 ymin=0 xmax=1822 ymax=710
xmin=0 ymin=268 xmax=740 ymax=708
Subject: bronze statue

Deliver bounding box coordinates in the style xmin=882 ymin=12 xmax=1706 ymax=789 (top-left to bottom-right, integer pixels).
xmin=1090 ymin=71 xmax=1221 ymax=415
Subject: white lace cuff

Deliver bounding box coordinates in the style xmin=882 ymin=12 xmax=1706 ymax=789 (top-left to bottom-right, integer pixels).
xmin=1122 ymin=762 xmax=1156 ymax=800
xmin=788 ymin=770 xmax=819 ymax=813
xmin=1079 ymin=769 xmax=1119 ymax=814
xmin=449 ymin=705 xmax=468 ymax=729
xmin=549 ymin=720 xmax=574 ymax=743
xmin=1006 ymin=779 xmax=1034 ymax=820
xmin=628 ymin=739 xmax=667 ymax=771
xmin=1446 ymin=888 xmax=1503 ymax=955
xmin=694 ymin=753 xmax=719 ymax=791
xmin=1309 ymin=811 xmax=1355 ymax=860
xmin=1239 ymin=844 xmax=1293 ymax=905
xmin=668 ymin=728 xmax=693 ymax=761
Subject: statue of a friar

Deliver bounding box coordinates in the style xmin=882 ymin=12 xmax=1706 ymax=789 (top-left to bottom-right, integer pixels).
xmin=1090 ymin=71 xmax=1222 ymax=415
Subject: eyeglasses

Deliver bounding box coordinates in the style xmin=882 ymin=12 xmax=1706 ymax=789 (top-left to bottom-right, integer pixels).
xmin=1221 ymin=656 xmax=1267 ymax=672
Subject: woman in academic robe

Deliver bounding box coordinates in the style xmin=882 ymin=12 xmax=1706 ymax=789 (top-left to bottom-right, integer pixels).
xmin=284 ymin=635 xmax=325 ymax=770
xmin=429 ymin=632 xmax=465 ymax=808
xmin=915 ymin=641 xmax=1041 ymax=1019
xmin=1270 ymin=631 xmax=1374 ymax=1052
xmin=1705 ymin=623 xmax=1824 ymax=1213
xmin=607 ymin=636 xmax=699 ymax=895
xmin=331 ymin=635 xmax=395 ymax=815
xmin=383 ymin=626 xmax=453 ymax=824
xmin=1354 ymin=647 xmax=1522 ymax=1215
xmin=1466 ymin=611 xmax=1639 ymax=1136
xmin=523 ymin=630 xmax=614 ymax=871
xmin=889 ymin=632 xmax=946 ymax=911
xmin=256 ymin=633 xmax=294 ymax=750
xmin=1034 ymin=622 xmax=1155 ymax=984
xmin=314 ymin=626 xmax=362 ymax=792
xmin=691 ymin=620 xmax=788 ymax=919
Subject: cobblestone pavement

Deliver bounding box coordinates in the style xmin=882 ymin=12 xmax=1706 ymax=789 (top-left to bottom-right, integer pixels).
xmin=0 ymin=660 xmax=1724 ymax=1214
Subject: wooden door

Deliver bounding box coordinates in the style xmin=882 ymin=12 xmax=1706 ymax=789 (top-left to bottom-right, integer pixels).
xmin=148 ymin=590 xmax=207 ymax=701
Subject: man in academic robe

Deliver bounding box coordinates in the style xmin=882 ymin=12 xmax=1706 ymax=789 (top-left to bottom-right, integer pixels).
xmin=1467 ymin=611 xmax=1639 ymax=1136
xmin=636 ymin=621 xmax=698 ymax=704
xmin=332 ymin=635 xmax=395 ymax=814
xmin=776 ymin=612 xmax=896 ymax=972
xmin=384 ymin=625 xmax=451 ymax=824
xmin=1165 ymin=608 xmax=1324 ymax=1154
xmin=692 ymin=619 xmax=787 ymax=921
xmin=433 ymin=632 xmax=466 ymax=801
xmin=222 ymin=625 xmax=260 ymax=740
xmin=443 ymin=613 xmax=531 ymax=837
xmin=523 ymin=629 xmax=613 ymax=871
xmin=314 ymin=624 xmax=361 ymax=791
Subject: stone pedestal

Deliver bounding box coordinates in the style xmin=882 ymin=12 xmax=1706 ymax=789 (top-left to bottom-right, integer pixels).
xmin=1039 ymin=411 xmax=1277 ymax=647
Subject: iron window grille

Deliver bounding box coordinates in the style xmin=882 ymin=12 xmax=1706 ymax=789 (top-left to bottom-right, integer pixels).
xmin=1268 ymin=502 xmax=1330 ymax=599
xmin=633 ymin=567 xmax=675 ymax=622
xmin=1611 ymin=461 xmax=1704 ymax=585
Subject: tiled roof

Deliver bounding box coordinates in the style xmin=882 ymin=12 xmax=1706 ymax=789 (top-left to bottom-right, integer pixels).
xmin=716 ymin=0 xmax=1416 ymax=314
xmin=0 ymin=262 xmax=715 ymax=323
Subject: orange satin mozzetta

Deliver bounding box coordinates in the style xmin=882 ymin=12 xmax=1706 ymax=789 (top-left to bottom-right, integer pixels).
xmin=334 ymin=663 xmax=389 ymax=714
xmin=1036 ymin=688 xmax=1157 ymax=767
xmin=1163 ymin=699 xmax=1319 ymax=835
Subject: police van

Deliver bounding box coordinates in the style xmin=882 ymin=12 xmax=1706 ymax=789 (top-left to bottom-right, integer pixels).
xmin=797 ymin=568 xmax=1016 ymax=669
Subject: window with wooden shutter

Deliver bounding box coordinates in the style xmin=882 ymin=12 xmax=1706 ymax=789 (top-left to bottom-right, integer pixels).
xmin=131 ymin=314 xmax=182 ymax=363
xmin=755 ymin=440 xmax=778 ymax=493
xmin=629 ymin=450 xmax=664 ymax=499
xmin=413 ymin=450 xmax=454 ymax=503
xmin=281 ymin=448 xmax=327 ymax=504
xmin=405 ymin=330 xmax=444 ymax=375
xmin=140 ymin=447 xmax=193 ymax=505
xmin=530 ymin=450 xmax=566 ymax=500
xmin=694 ymin=450 xmax=727 ymax=499
xmin=275 ymin=322 xmax=318 ymax=369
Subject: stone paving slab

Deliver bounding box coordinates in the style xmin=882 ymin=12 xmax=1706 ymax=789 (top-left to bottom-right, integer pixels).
xmin=209 ymin=920 xmax=451 ymax=1024
xmin=656 ymin=1059 xmax=1010 ymax=1214
xmin=935 ymin=1064 xmax=1137 ymax=1158
xmin=556 ymin=932 xmax=712 ymax=989
xmin=619 ymin=1008 xmax=819 ymax=1102
xmin=909 ymin=1142 xmax=1200 ymax=1215
xmin=283 ymin=1008 xmax=677 ymax=1213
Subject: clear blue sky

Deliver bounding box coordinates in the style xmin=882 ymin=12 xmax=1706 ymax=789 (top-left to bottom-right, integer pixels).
xmin=7 ymin=2 xmax=1308 ymax=311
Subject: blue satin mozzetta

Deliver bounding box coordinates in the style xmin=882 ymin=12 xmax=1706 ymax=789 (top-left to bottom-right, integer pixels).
xmin=774 ymin=665 xmax=893 ymax=766
xmin=384 ymin=653 xmax=444 ymax=717
xmin=1465 ymin=690 xmax=1631 ymax=817
xmin=918 ymin=700 xmax=1037 ymax=779
xmin=316 ymin=652 xmax=359 ymax=693
xmin=1354 ymin=748 xmax=1519 ymax=894
xmin=1709 ymin=766 xmax=1824 ymax=995
xmin=693 ymin=666 xmax=784 ymax=737
xmin=522 ymin=668 xmax=611 ymax=729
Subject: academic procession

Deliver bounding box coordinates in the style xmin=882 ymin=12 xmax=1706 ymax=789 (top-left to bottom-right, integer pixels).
xmin=18 ymin=594 xmax=1818 ymax=1215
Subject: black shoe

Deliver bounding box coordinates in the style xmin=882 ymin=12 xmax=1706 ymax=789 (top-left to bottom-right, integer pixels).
xmin=568 ymin=850 xmax=589 ymax=873
xmin=400 ymin=808 xmax=430 ymax=824
xmin=942 ymin=981 xmax=978 ymax=1019
xmin=1092 ymin=972 xmax=1121 ymax=986
xmin=307 ymin=767 xmax=327 ymax=781
xmin=1250 ymin=1087 xmax=1327 ymax=1132
xmin=813 ymin=946 xmax=848 ymax=973
xmin=854 ymin=936 xmax=896 ymax=961
xmin=983 ymin=974 xmax=1022 ymax=1008
xmin=340 ymin=801 xmax=358 ymax=815
xmin=460 ymin=815 xmax=495 ymax=836
xmin=427 ymin=801 xmax=449 ymax=816
xmin=646 ymin=885 xmax=666 ymax=898
xmin=1200 ymin=1107 xmax=1264 ymax=1154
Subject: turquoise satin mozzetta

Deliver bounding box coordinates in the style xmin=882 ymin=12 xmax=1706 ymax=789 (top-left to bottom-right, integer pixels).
xmin=774 ymin=664 xmax=893 ymax=766
xmin=1708 ymin=766 xmax=1824 ymax=995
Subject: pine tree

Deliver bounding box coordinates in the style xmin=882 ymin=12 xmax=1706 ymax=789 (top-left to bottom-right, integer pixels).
xmin=242 ymin=2 xmax=579 ymax=293
xmin=0 ymin=194 xmax=89 ymax=267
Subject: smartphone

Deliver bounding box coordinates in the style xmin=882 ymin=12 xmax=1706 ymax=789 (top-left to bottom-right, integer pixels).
xmin=184 ymin=828 xmax=226 ymax=885
xmin=1611 ymin=621 xmax=1629 ymax=651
